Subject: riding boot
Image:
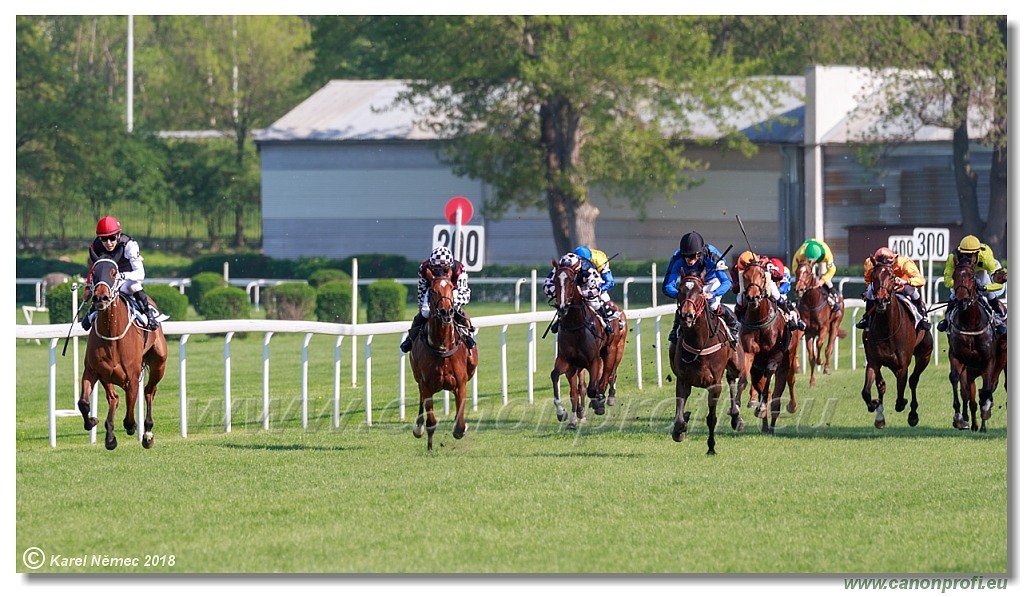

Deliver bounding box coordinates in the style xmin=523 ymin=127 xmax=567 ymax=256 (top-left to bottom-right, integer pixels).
xmin=778 ymin=298 xmax=804 ymax=330
xmin=828 ymin=286 xmax=842 ymax=312
xmin=80 ymin=305 xmax=96 ymax=331
xmin=937 ymin=298 xmax=954 ymax=332
xmin=856 ymin=299 xmax=875 ymax=330
xmin=734 ymin=301 xmax=746 ymax=321
xmin=719 ymin=306 xmax=740 ymax=346
xmin=668 ymin=311 xmax=681 ymax=344
xmin=134 ymin=290 xmax=161 ymax=330
xmin=455 ymin=309 xmax=477 ymax=348
xmin=400 ymin=313 xmax=427 ymax=353
xmin=600 ymin=304 xmax=617 ymax=335
xmin=550 ymin=317 xmax=560 ymax=333
xmin=988 ymin=298 xmax=1007 ymax=335
xmin=914 ymin=296 xmax=930 ymax=330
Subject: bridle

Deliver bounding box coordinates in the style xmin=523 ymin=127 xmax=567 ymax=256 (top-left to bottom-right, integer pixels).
xmin=88 ymin=258 xmax=133 ymax=340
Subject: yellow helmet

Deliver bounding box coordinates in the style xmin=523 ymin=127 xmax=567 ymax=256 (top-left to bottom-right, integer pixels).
xmin=737 ymin=250 xmax=759 ymax=269
xmin=958 ymin=235 xmax=982 ymax=253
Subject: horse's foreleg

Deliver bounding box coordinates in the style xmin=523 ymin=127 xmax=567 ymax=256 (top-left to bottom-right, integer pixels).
xmin=966 ymin=380 xmax=979 ymax=432
xmin=551 ymin=360 xmax=569 ymax=423
xmin=588 ymin=360 xmax=606 ymax=416
xmin=706 ymin=384 xmax=722 ymax=455
xmin=142 ymin=351 xmax=166 ymax=450
xmin=424 ymin=395 xmax=437 ymax=451
xmin=413 ymin=395 xmax=426 ymax=439
xmin=905 ymin=349 xmax=931 ymax=428
xmin=102 ymin=382 xmax=119 ymax=450
xmin=123 ymin=370 xmax=141 ymax=437
xmin=671 ymin=382 xmax=691 ymax=442
xmin=452 ymin=386 xmax=468 ymax=440
xmin=950 ymin=367 xmax=968 ymax=430
xmin=78 ymin=369 xmax=99 ymax=431
xmin=804 ymin=335 xmax=817 ymax=387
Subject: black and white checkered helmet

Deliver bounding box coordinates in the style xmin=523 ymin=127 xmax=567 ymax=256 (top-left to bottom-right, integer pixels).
xmin=429 ymin=246 xmax=454 ymax=267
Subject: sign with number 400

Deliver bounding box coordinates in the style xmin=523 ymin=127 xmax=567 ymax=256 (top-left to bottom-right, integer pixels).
xmin=432 ymin=225 xmax=485 ymax=272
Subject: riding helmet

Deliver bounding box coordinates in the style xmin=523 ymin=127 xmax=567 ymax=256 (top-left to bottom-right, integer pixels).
xmin=96 ymin=216 xmax=121 ymax=237
xmin=429 ymin=246 xmax=454 ymax=267
xmin=679 ymin=231 xmax=705 ymax=256
xmin=958 ymin=235 xmax=982 ymax=254
xmin=573 ymin=246 xmax=592 ymax=261
xmin=872 ymin=247 xmax=896 ymax=265
xmin=804 ymin=240 xmax=824 ymax=261
xmin=558 ymin=253 xmax=581 ymax=269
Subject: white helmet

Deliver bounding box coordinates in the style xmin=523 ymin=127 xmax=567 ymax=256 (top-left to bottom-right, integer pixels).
xmin=558 ymin=253 xmax=581 ymax=269
xmin=429 ymin=246 xmax=454 ymax=267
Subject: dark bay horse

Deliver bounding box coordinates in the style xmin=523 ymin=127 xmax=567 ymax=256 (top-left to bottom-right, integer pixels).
xmin=669 ymin=276 xmax=744 ymax=455
xmin=947 ymin=257 xmax=1007 ymax=432
xmin=738 ymin=261 xmax=799 ymax=435
xmin=861 ymin=262 xmax=933 ymax=429
xmin=793 ymin=260 xmax=846 ymax=387
xmin=409 ymin=268 xmax=479 ymax=450
xmin=547 ymin=263 xmax=626 ymax=429
xmin=78 ymin=258 xmax=168 ymax=449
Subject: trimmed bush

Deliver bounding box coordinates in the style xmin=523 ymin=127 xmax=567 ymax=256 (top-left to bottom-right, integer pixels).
xmin=146 ymin=284 xmax=189 ymax=322
xmin=366 ymin=279 xmax=407 ymax=323
xmin=265 ymin=282 xmax=316 ymax=320
xmin=201 ymin=286 xmax=251 ymax=320
xmin=315 ymin=281 xmax=353 ymax=323
xmin=186 ymin=253 xmax=274 ymax=278
xmin=344 ymin=253 xmax=418 ymax=279
xmin=187 ymin=272 xmax=227 ymax=316
xmin=308 ymin=268 xmax=351 ymax=288
xmin=44 ymin=282 xmax=78 ymax=325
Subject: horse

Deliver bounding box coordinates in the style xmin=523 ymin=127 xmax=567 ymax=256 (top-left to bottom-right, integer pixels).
xmin=738 ymin=260 xmax=800 ymax=435
xmin=547 ymin=263 xmax=626 ymax=429
xmin=793 ymin=260 xmax=847 ymax=387
xmin=78 ymin=258 xmax=168 ymax=450
xmin=860 ymin=262 xmax=933 ymax=429
xmin=669 ymin=275 xmax=744 ymax=455
xmin=946 ymin=256 xmax=1007 ymax=432
xmin=409 ymin=267 xmax=479 ymax=450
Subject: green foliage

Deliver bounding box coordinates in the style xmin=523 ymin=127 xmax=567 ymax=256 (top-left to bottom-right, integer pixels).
xmin=187 ymin=252 xmax=276 ymax=278
xmin=264 ymin=282 xmax=316 ymax=321
xmin=315 ymin=281 xmax=353 ymax=324
xmin=188 ymin=272 xmax=228 ymax=316
xmin=308 ymin=268 xmax=351 ymax=288
xmin=43 ymin=282 xmax=77 ymax=325
xmin=343 ymin=254 xmax=419 ymax=279
xmin=365 ymin=279 xmax=407 ymax=323
xmin=201 ymin=286 xmax=251 ymax=320
xmin=146 ymin=284 xmax=189 ymax=322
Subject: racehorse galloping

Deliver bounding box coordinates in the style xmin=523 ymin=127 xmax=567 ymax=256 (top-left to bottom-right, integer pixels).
xmin=669 ymin=276 xmax=744 ymax=455
xmin=738 ymin=261 xmax=799 ymax=435
xmin=78 ymin=258 xmax=168 ymax=450
xmin=947 ymin=257 xmax=1006 ymax=432
xmin=861 ymin=262 xmax=933 ymax=429
xmin=410 ymin=268 xmax=479 ymax=450
xmin=794 ymin=260 xmax=847 ymax=387
xmin=548 ymin=263 xmax=623 ymax=429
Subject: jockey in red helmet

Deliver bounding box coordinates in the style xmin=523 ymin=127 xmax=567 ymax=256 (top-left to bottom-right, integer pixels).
xmin=82 ymin=216 xmax=166 ymax=331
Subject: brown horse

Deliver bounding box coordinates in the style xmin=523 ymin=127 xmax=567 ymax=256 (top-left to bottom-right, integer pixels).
xmin=861 ymin=262 xmax=933 ymax=429
xmin=946 ymin=257 xmax=1007 ymax=432
xmin=669 ymin=275 xmax=744 ymax=455
xmin=738 ymin=261 xmax=800 ymax=435
xmin=793 ymin=260 xmax=847 ymax=387
xmin=409 ymin=268 xmax=479 ymax=450
xmin=547 ymin=263 xmax=626 ymax=429
xmin=78 ymin=258 xmax=168 ymax=450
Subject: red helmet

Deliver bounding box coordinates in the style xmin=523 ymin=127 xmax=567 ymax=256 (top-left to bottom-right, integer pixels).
xmin=96 ymin=216 xmax=121 ymax=237
xmin=872 ymin=247 xmax=896 ymax=265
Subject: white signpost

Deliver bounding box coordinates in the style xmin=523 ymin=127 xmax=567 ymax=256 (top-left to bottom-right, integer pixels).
xmin=888 ymin=228 xmax=949 ymax=305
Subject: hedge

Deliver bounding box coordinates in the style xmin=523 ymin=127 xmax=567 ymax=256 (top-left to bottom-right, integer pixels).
xmin=264 ymin=282 xmax=316 ymax=320
xmin=315 ymin=281 xmax=353 ymax=324
xmin=187 ymin=272 xmax=227 ymax=316
xmin=146 ymin=284 xmax=189 ymax=322
xmin=366 ymin=279 xmax=407 ymax=323
xmin=201 ymin=286 xmax=252 ymax=320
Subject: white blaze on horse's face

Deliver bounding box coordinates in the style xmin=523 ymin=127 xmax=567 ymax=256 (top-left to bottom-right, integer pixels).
xmin=557 ymin=270 xmax=571 ymax=308
xmin=684 ymin=280 xmax=696 ymax=291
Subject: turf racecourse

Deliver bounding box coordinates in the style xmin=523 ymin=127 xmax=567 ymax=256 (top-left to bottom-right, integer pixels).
xmin=14 ymin=307 xmax=1008 ymax=574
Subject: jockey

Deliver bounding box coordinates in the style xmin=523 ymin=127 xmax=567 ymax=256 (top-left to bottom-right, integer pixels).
xmin=662 ymin=231 xmax=739 ymax=345
xmin=792 ymin=238 xmax=841 ymax=312
xmin=765 ymin=256 xmax=806 ymax=331
xmin=572 ymin=245 xmax=620 ymax=334
xmin=857 ymin=246 xmax=929 ymax=331
xmin=732 ymin=250 xmax=804 ymax=331
xmin=937 ymin=235 xmax=1007 ymax=335
xmin=544 ymin=252 xmax=611 ymax=335
xmin=399 ymin=246 xmax=475 ymax=353
xmin=82 ymin=216 xmax=165 ymax=331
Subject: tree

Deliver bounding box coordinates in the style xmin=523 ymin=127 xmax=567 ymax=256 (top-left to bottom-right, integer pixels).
xmin=309 ymin=16 xmax=790 ymax=255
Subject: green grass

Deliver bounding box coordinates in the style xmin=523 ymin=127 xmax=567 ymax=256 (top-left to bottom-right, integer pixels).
xmin=14 ymin=306 xmax=1009 ymax=574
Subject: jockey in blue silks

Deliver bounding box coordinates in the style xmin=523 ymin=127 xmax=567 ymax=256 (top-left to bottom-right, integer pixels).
xmin=662 ymin=231 xmax=739 ymax=345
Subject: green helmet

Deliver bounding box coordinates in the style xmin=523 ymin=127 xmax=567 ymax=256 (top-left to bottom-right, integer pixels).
xmin=804 ymin=240 xmax=825 ymax=262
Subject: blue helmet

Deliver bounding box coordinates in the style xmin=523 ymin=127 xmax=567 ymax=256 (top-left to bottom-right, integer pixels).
xmin=573 ymin=246 xmax=592 ymax=261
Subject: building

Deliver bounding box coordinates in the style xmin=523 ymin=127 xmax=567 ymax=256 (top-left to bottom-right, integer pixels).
xmin=254 ymin=66 xmax=995 ymax=267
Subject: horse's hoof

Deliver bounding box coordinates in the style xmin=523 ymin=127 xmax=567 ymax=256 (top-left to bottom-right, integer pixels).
xmin=823 ymin=367 xmax=832 ymax=375
xmin=556 ymin=408 xmax=567 ymax=422
xmin=895 ymin=398 xmax=908 ymax=412
xmin=105 ymin=437 xmax=117 ymax=450
xmin=124 ymin=425 xmax=137 ymax=436
xmin=412 ymin=426 xmax=424 ymax=439
xmin=606 ymin=396 xmax=616 ymax=407
xmin=706 ymin=448 xmax=717 ymax=456
xmin=590 ymin=398 xmax=606 ymax=416
xmin=907 ymin=412 xmax=919 ymax=427
xmin=786 ymin=402 xmax=798 ymax=414
xmin=731 ymin=416 xmax=745 ymax=432
xmin=566 ymin=422 xmax=577 ymax=431
xmin=867 ymin=400 xmax=879 ymax=413
xmin=874 ymin=420 xmax=886 ymax=430
xmin=761 ymin=427 xmax=774 ymax=436
xmin=142 ymin=432 xmax=154 ymax=449
xmin=452 ymin=428 xmax=465 ymax=440
xmin=84 ymin=417 xmax=98 ymax=431
xmin=953 ymin=417 xmax=968 ymax=430
xmin=746 ymin=399 xmax=758 ymax=409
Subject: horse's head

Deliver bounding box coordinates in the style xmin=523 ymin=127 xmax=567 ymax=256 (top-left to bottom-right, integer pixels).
xmin=871 ymin=262 xmax=897 ymax=313
xmin=676 ymin=275 xmax=706 ymax=328
xmin=952 ymin=255 xmax=978 ymax=307
xmin=425 ymin=267 xmax=456 ymax=324
xmin=793 ymin=260 xmax=817 ymax=297
xmin=88 ymin=259 xmax=122 ymax=311
xmin=742 ymin=260 xmax=769 ymax=307
xmin=551 ymin=264 xmax=583 ymax=314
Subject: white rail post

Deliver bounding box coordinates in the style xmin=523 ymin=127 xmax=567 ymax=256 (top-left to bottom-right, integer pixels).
xmin=302 ymin=332 xmax=313 ymax=429
xmin=263 ymin=332 xmax=273 ymax=430
xmin=335 ymin=336 xmax=344 ymax=427
xmin=655 ymin=314 xmax=664 ymax=387
xmin=530 ymin=269 xmax=537 ymax=374
xmin=224 ymin=331 xmax=234 ymax=433
xmin=364 ymin=335 xmax=374 ymax=427
xmin=48 ymin=338 xmax=57 ymax=447
xmin=352 ymin=258 xmax=359 ymax=388
xmin=501 ymin=325 xmax=509 ymax=404
xmin=398 ymin=334 xmax=407 ymax=422
xmin=634 ymin=316 xmax=643 ymax=390
xmin=179 ymin=334 xmax=189 ymax=438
